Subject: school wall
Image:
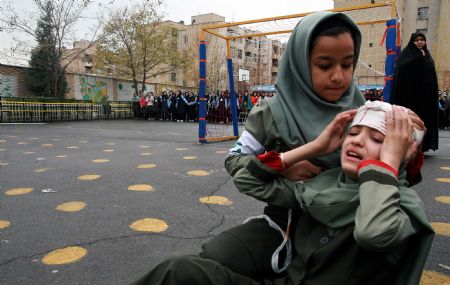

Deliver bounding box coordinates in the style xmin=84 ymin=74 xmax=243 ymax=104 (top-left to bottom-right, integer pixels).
xmin=0 ymin=64 xmax=27 ymax=98
xmin=0 ymin=64 xmax=170 ymax=101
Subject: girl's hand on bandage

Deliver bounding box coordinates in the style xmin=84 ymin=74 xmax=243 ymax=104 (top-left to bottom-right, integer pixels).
xmin=380 ymin=106 xmax=416 ymax=171
xmin=314 ymin=109 xmax=357 ymax=155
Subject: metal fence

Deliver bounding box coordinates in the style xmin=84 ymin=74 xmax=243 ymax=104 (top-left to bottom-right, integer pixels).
xmin=0 ymin=98 xmax=133 ymax=123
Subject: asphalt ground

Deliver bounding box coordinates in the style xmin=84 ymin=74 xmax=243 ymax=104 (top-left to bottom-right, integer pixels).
xmin=0 ymin=120 xmax=449 ymax=285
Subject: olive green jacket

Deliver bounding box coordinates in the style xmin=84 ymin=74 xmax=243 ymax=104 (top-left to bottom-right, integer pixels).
xmin=225 ymin=154 xmax=434 ymax=285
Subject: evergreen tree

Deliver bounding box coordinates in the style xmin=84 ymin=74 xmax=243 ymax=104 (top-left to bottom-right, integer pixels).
xmin=25 ymin=1 xmax=67 ymax=98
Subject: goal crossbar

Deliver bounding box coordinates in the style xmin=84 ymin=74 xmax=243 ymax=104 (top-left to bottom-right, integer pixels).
xmin=197 ymin=1 xmax=398 ymax=143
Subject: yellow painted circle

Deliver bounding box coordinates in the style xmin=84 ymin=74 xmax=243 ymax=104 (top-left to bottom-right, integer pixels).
xmin=56 ymin=155 xmax=67 ymax=158
xmin=103 ymin=149 xmax=114 ymax=152
xmin=183 ymin=156 xmax=197 ymax=160
xmin=435 ymin=196 xmax=450 ymax=204
xmin=42 ymin=144 xmax=54 ymax=147
xmin=432 ymin=222 xmax=450 ymax=237
xmin=0 ymin=220 xmax=11 ymax=229
xmin=199 ymin=196 xmax=233 ymax=206
xmin=137 ymin=164 xmax=157 ymax=169
xmin=420 ymin=270 xmax=450 ymax=285
xmin=79 ymin=140 xmax=88 ymax=143
xmin=0 ymin=139 xmax=6 ymax=143
xmin=187 ymin=170 xmax=210 ymax=176
xmin=42 ymin=246 xmax=87 ymax=265
xmin=35 ymin=168 xmax=50 ymax=173
xmin=440 ymin=166 xmax=450 ymax=171
xmin=215 ymin=150 xmax=228 ymax=154
xmin=141 ymin=153 xmax=153 ymax=156
xmin=67 ymin=146 xmax=79 ymax=149
xmin=5 ymin=188 xmax=33 ymax=196
xmin=176 ymin=148 xmax=188 ymax=151
xmin=56 ymin=202 xmax=86 ymax=212
xmin=128 ymin=184 xmax=154 ymax=192
xmin=17 ymin=142 xmax=28 ymax=145
xmin=129 ymin=218 xmax=168 ymax=233
xmin=92 ymin=159 xmax=109 ymax=163
xmin=140 ymin=146 xmax=151 ymax=149
xmin=24 ymin=151 xmax=34 ymax=154
xmin=436 ymin=178 xmax=450 ymax=183
xmin=78 ymin=174 xmax=101 ymax=181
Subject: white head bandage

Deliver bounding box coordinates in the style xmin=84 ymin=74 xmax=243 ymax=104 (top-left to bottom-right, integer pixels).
xmin=349 ymin=101 xmax=424 ymax=143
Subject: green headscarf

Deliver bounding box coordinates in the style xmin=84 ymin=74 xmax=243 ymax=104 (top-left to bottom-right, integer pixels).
xmin=268 ymin=11 xmax=366 ymax=169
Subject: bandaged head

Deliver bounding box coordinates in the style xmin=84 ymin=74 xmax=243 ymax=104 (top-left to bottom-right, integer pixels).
xmin=349 ymin=101 xmax=424 ymax=143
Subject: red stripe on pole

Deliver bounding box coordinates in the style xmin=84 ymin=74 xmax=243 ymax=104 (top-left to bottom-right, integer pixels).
xmin=199 ymin=98 xmax=206 ymax=101
xmin=199 ymin=117 xmax=206 ymax=121
xmin=200 ymin=59 xmax=207 ymax=63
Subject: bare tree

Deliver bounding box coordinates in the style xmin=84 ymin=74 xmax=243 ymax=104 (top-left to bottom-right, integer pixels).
xmin=0 ymin=0 xmax=104 ymax=97
xmin=185 ymin=31 xmax=228 ymax=94
xmin=94 ymin=0 xmax=191 ymax=96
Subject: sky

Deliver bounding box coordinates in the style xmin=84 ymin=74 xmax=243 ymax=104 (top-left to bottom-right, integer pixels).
xmin=0 ymin=0 xmax=334 ymax=65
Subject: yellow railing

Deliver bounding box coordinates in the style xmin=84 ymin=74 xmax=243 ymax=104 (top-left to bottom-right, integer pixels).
xmin=0 ymin=99 xmax=133 ymax=123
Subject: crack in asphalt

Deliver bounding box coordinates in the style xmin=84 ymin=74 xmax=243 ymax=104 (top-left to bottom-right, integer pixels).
xmin=204 ymin=175 xmax=233 ymax=236
xmin=0 ymin=231 xmax=214 ymax=268
xmin=0 ymin=174 xmax=234 ymax=269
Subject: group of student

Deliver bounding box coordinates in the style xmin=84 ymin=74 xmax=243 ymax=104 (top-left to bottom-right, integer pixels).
xmin=130 ymin=89 xmax=275 ymax=123
xmin=130 ymin=11 xmax=436 ymax=285
xmin=361 ymin=88 xmax=384 ymax=102
xmin=131 ymin=90 xmax=198 ymax=122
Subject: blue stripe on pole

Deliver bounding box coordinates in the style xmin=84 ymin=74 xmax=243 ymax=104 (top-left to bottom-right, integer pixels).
xmin=199 ymin=41 xmax=207 ymax=143
xmin=227 ymin=58 xmax=239 ymax=137
xmin=383 ymin=19 xmax=396 ymax=103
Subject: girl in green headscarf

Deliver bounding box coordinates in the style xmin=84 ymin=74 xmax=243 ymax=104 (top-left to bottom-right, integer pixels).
xmin=131 ymin=11 xmax=428 ymax=285
xmin=199 ymin=10 xmax=366 ymax=278
xmin=131 ymin=103 xmax=433 ymax=285
xmin=199 ymin=9 xmax=425 ymax=280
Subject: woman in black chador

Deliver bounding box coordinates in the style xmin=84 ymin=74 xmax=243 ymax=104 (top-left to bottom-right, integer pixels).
xmin=392 ymin=32 xmax=439 ymax=152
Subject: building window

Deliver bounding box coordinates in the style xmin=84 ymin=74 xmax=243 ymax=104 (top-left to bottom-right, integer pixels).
xmin=245 ymin=51 xmax=252 ymax=57
xmin=417 ymin=7 xmax=429 ymax=20
xmin=273 ymin=46 xmax=279 ymax=53
xmin=369 ymin=42 xmax=373 ymax=47
xmin=272 ymin=59 xmax=278 ymax=67
xmin=183 ymin=35 xmax=188 ymax=44
xmin=171 ymin=72 xmax=177 ymax=82
xmin=237 ymin=49 xmax=242 ymax=59
xmin=84 ymin=54 xmax=92 ymax=63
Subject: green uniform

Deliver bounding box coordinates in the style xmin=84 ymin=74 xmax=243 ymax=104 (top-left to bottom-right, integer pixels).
xmin=131 ymin=11 xmax=433 ymax=285
xmin=132 ymin=156 xmax=433 ymax=285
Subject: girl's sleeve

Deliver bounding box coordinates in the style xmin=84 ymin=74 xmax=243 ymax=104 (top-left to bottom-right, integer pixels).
xmin=225 ymin=154 xmax=300 ymax=208
xmin=353 ymin=160 xmax=417 ymax=252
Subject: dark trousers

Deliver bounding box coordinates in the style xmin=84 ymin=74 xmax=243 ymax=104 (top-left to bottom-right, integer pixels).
xmin=131 ymin=218 xmax=290 ymax=285
xmin=131 ymin=255 xmax=273 ymax=285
